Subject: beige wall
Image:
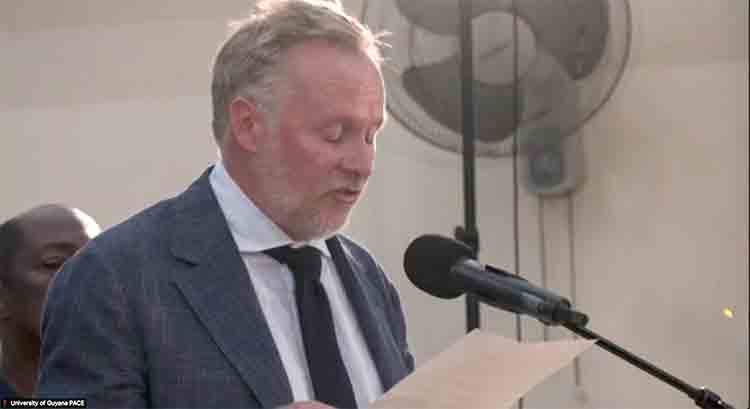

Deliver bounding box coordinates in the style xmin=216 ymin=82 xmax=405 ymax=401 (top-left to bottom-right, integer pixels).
xmin=1 ymin=1 xmax=747 ymax=407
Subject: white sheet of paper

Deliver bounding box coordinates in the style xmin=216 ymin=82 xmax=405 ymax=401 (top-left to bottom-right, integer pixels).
xmin=373 ymin=330 xmax=596 ymax=409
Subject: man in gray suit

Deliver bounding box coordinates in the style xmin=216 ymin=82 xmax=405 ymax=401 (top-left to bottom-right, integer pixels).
xmin=37 ymin=1 xmax=414 ymax=407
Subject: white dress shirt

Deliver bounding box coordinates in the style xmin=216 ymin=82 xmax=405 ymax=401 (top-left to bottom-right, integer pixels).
xmin=209 ymin=161 xmax=384 ymax=407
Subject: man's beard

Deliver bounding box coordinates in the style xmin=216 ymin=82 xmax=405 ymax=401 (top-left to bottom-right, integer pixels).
xmin=256 ymin=159 xmax=365 ymax=242
xmin=285 ymin=197 xmax=348 ymax=241
xmin=266 ymin=182 xmax=364 ymax=242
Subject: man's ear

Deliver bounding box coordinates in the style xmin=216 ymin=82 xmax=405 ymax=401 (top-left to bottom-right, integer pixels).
xmin=228 ymin=97 xmax=269 ymax=153
xmin=0 ymin=281 xmax=9 ymax=320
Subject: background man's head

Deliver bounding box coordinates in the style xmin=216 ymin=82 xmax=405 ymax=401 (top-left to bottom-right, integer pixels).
xmin=211 ymin=0 xmax=388 ymax=241
xmin=0 ymin=204 xmax=100 ymax=339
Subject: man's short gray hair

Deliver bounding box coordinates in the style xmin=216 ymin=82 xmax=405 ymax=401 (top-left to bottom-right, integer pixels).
xmin=211 ymin=0 xmax=386 ymax=144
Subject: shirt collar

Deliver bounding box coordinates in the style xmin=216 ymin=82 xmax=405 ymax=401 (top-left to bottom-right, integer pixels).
xmin=209 ymin=161 xmax=330 ymax=257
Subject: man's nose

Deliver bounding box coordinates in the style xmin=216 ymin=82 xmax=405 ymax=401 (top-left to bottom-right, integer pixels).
xmin=340 ymin=141 xmax=375 ymax=179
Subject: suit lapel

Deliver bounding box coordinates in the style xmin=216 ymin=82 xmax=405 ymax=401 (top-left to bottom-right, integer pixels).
xmin=169 ymin=169 xmax=293 ymax=408
xmin=326 ymin=237 xmax=408 ymax=390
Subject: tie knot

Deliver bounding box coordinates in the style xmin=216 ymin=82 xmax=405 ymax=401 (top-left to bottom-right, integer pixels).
xmin=264 ymin=245 xmax=322 ymax=282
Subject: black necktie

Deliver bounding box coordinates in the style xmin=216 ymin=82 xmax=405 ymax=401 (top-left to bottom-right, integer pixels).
xmin=264 ymin=245 xmax=358 ymax=408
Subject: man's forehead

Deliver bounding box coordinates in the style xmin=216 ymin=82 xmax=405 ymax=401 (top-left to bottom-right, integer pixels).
xmin=283 ymin=41 xmax=382 ymax=87
xmin=284 ymin=47 xmax=384 ymax=111
xmin=15 ymin=206 xmax=88 ymax=246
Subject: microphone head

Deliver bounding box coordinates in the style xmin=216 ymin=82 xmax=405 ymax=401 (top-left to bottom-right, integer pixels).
xmin=403 ymin=234 xmax=475 ymax=299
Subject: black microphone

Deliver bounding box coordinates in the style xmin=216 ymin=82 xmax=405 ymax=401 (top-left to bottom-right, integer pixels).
xmin=404 ymin=234 xmax=589 ymax=326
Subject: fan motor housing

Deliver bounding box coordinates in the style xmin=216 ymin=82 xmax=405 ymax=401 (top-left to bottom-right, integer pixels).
xmin=523 ymin=129 xmax=584 ymax=196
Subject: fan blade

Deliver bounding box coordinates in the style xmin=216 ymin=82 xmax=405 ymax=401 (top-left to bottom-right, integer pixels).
xmin=393 ymin=0 xmax=609 ymax=79
xmin=394 ymin=0 xmax=506 ymax=36
xmin=514 ymin=0 xmax=609 ymax=79
xmin=402 ymin=56 xmax=521 ymax=143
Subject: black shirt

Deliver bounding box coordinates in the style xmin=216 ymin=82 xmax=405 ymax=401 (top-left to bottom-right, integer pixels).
xmin=0 ymin=375 xmax=17 ymax=398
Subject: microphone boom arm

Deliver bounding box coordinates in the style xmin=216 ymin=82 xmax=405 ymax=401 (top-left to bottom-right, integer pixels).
xmin=563 ymin=323 xmax=736 ymax=409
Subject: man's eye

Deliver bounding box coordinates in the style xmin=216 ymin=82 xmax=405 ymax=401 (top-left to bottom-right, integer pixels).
xmin=323 ymin=124 xmax=343 ymax=142
xmin=42 ymin=259 xmax=65 ymax=271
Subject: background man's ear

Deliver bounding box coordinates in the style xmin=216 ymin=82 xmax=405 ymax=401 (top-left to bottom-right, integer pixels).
xmin=228 ymin=97 xmax=268 ymax=153
xmin=0 ymin=281 xmax=10 ymax=320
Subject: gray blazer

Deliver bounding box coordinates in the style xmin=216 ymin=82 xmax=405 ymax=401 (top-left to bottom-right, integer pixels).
xmin=37 ymin=169 xmax=414 ymax=408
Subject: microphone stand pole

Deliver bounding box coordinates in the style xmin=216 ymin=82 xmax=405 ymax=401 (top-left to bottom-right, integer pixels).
xmin=564 ymin=323 xmax=736 ymax=409
xmin=456 ymin=0 xmax=481 ymax=332
xmin=452 ymin=2 xmax=732 ymax=407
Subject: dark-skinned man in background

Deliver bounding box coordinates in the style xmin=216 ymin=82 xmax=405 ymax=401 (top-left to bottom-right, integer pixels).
xmin=0 ymin=204 xmax=100 ymax=397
